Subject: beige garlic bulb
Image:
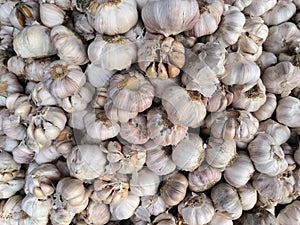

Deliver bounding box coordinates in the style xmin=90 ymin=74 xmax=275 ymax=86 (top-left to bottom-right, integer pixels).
xmin=147 ymin=107 xmax=188 ymax=146
xmin=27 ymin=107 xmax=67 ymax=149
xmin=239 ymin=208 xmax=279 ymax=225
xmin=262 ymin=62 xmax=300 ymax=97
xmin=87 ymin=0 xmax=138 ymax=35
xmin=88 ymin=35 xmax=136 ymax=71
xmin=108 ymin=71 xmax=154 ymax=112
xmin=43 ymin=60 xmax=86 ymax=99
xmin=248 ymin=133 xmax=288 ymax=176
xmin=263 ymin=22 xmax=300 ymax=54
xmin=40 ymin=3 xmax=65 ymax=28
xmin=221 ymin=52 xmax=260 ymax=86
xmin=178 ymin=193 xmax=215 ymax=225
xmin=162 ymin=85 xmax=206 ymax=128
xmin=13 ymin=24 xmax=55 ymax=59
xmin=172 ymin=133 xmax=205 ymax=171
xmin=138 ymin=36 xmax=185 ymax=79
xmin=262 ymin=0 xmax=296 ymax=26
xmin=105 ymin=99 xmax=138 ymax=123
xmin=230 ymin=79 xmax=267 ymax=112
xmin=276 ymin=96 xmax=300 ymax=128
xmin=130 ymin=168 xmax=160 ymax=197
xmin=205 ymin=137 xmax=236 ymax=169
xmin=188 ymin=161 xmax=222 ymax=192
xmin=253 ymin=93 xmax=277 ymax=121
xmin=244 ymin=0 xmax=277 ymax=16
xmin=237 ymin=184 xmax=257 ymax=211
xmin=0 ymin=151 xmax=20 ymax=182
xmin=83 ymin=110 xmax=120 ymax=141
xmin=206 ymin=109 xmax=259 ymax=143
xmin=160 ymin=172 xmax=188 ymax=206
xmin=51 ymin=25 xmax=88 ymax=65
xmin=110 ymin=192 xmax=140 ymax=220
xmin=142 ymin=0 xmax=200 ymax=37
xmin=67 ymin=144 xmax=107 ymax=182
xmin=79 ymin=200 xmax=110 ymax=225
xmin=277 ymin=200 xmax=300 ymax=225
xmin=224 ymin=151 xmax=255 ymax=188
xmin=211 ymin=183 xmax=243 ymax=220
xmin=185 ymin=0 xmax=223 ymax=38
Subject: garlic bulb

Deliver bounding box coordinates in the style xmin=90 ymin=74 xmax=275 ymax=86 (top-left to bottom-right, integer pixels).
xmin=40 ymin=3 xmax=65 ymax=28
xmin=206 ymin=85 xmax=233 ymax=112
xmin=31 ymin=82 xmax=57 ymax=106
xmin=140 ymin=195 xmax=167 ymax=217
xmin=13 ymin=24 xmax=56 ymax=59
xmin=0 ymin=135 xmax=18 ymax=152
xmin=130 ymin=168 xmax=160 ymax=197
xmin=105 ymin=99 xmax=138 ymax=123
xmin=0 ymin=151 xmax=20 ymax=182
xmin=178 ymin=193 xmax=215 ymax=225
xmin=211 ymin=183 xmax=243 ymax=220
xmin=110 ymin=192 xmax=140 ymax=220
xmin=230 ymin=79 xmax=267 ymax=112
xmin=67 ymin=144 xmax=107 ymax=182
xmin=139 ymin=36 xmax=185 ymax=80
xmin=87 ymin=0 xmax=138 ymax=35
xmin=244 ymin=0 xmax=277 ymax=16
xmin=6 ymin=93 xmax=32 ymax=120
xmin=224 ymin=151 xmax=255 ymax=188
xmin=172 ymin=133 xmax=205 ymax=171
xmin=239 ymin=208 xmax=279 ymax=225
xmin=51 ymin=25 xmax=88 ymax=65
xmin=88 ymin=35 xmax=137 ymax=71
xmin=142 ymin=0 xmax=200 ymax=37
xmin=262 ymin=0 xmax=296 ymax=26
xmin=0 ymin=177 xmax=25 ymax=199
xmin=237 ymin=184 xmax=257 ymax=211
xmin=0 ymin=1 xmax=16 ymax=26
xmin=162 ymin=86 xmax=206 ymax=128
xmin=277 ymin=200 xmax=300 ymax=225
xmin=2 ymin=114 xmax=26 ymax=141
xmin=85 ymin=63 xmax=114 ymax=88
xmin=185 ymin=0 xmax=224 ymax=38
xmin=160 ymin=172 xmax=188 ymax=206
xmin=147 ymin=107 xmax=188 ymax=146
xmin=79 ymin=200 xmax=110 ymax=225
xmin=0 ymin=195 xmax=23 ymax=225
xmin=276 ymin=96 xmax=300 ymax=128
xmin=253 ymin=93 xmax=277 ymax=121
xmin=257 ymin=51 xmax=277 ymax=71
xmin=108 ymin=71 xmax=154 ymax=112
xmin=0 ymin=73 xmax=23 ymax=98
xmin=50 ymin=207 xmax=75 ymax=225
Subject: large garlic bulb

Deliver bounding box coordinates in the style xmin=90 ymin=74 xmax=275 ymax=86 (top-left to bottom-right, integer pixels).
xmin=276 ymin=96 xmax=300 ymax=128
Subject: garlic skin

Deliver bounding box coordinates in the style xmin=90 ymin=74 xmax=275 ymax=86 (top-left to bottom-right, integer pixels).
xmin=2 ymin=114 xmax=26 ymax=141
xmin=0 ymin=1 xmax=16 ymax=26
xmin=206 ymin=85 xmax=233 ymax=112
xmin=147 ymin=107 xmax=188 ymax=146
xmin=257 ymin=51 xmax=277 ymax=71
xmin=142 ymin=0 xmax=200 ymax=37
xmin=162 ymin=86 xmax=206 ymax=128
xmin=277 ymin=200 xmax=300 ymax=225
xmin=172 ymin=133 xmax=205 ymax=172
xmin=13 ymin=24 xmax=56 ymax=59
xmin=237 ymin=184 xmax=257 ymax=211
xmin=276 ymin=96 xmax=300 ymax=128
xmin=178 ymin=193 xmax=215 ymax=225
xmin=0 ymin=73 xmax=23 ymax=105
xmin=239 ymin=208 xmax=279 ymax=225
xmin=262 ymin=0 xmax=296 ymax=26
xmin=50 ymin=208 xmax=75 ymax=225
xmin=0 ymin=136 xmax=18 ymax=152
xmin=152 ymin=212 xmax=177 ymax=225
xmin=230 ymin=79 xmax=267 ymax=112
xmin=79 ymin=201 xmax=110 ymax=225
xmin=105 ymin=99 xmax=138 ymax=123
xmin=88 ymin=35 xmax=137 ymax=71
xmin=244 ymin=0 xmax=277 ymax=16
xmin=211 ymin=183 xmax=243 ymax=220
xmin=0 ymin=177 xmax=25 ymax=199
xmin=88 ymin=0 xmax=138 ymax=35
xmin=253 ymin=93 xmax=277 ymax=121
xmin=40 ymin=3 xmax=65 ymax=28
xmin=72 ymin=11 xmax=95 ymax=41
xmin=31 ymin=82 xmax=57 ymax=106
xmin=263 ymin=61 xmax=300 ymax=97
xmin=160 ymin=172 xmax=188 ymax=206
xmin=67 ymin=144 xmax=107 ymax=182
xmin=130 ymin=168 xmax=160 ymax=197
xmin=139 ymin=195 xmax=167 ymax=217
xmin=207 ymin=214 xmax=233 ymax=225
xmin=108 ymin=71 xmax=154 ymax=112
xmin=110 ymin=192 xmax=140 ymax=220
xmin=85 ymin=63 xmax=114 ymax=88
xmin=51 ymin=25 xmax=88 ymax=65
xmin=0 ymin=195 xmax=23 ymax=225
xmin=224 ymin=151 xmax=255 ymax=188
xmin=0 ymin=151 xmax=20 ymax=182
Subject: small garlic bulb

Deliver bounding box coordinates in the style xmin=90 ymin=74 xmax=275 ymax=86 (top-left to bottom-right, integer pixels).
xmin=224 ymin=151 xmax=255 ymax=188
xmin=2 ymin=114 xmax=27 ymax=141
xmin=0 ymin=195 xmax=23 ymax=225
xmin=178 ymin=193 xmax=215 ymax=225
xmin=276 ymin=96 xmax=300 ymax=128
xmin=162 ymin=85 xmax=206 ymax=128
xmin=67 ymin=144 xmax=107 ymax=182
xmin=87 ymin=0 xmax=138 ymax=35
xmin=160 ymin=172 xmax=188 ymax=206
xmin=13 ymin=24 xmax=56 ymax=59
xmin=88 ymin=35 xmax=137 ymax=71
xmin=244 ymin=0 xmax=277 ymax=16
xmin=108 ymin=71 xmax=154 ymax=112
xmin=211 ymin=183 xmax=243 ymax=220
xmin=277 ymin=200 xmax=300 ymax=225
xmin=237 ymin=184 xmax=257 ymax=211
xmin=142 ymin=0 xmax=200 ymax=37
xmin=130 ymin=168 xmax=160 ymax=197
xmin=40 ymin=3 xmax=65 ymax=28
xmin=51 ymin=25 xmax=88 ymax=65
xmin=0 ymin=73 xmax=23 ymax=100
xmin=239 ymin=208 xmax=279 ymax=225
xmin=172 ymin=133 xmax=205 ymax=171
xmin=253 ymin=93 xmax=277 ymax=121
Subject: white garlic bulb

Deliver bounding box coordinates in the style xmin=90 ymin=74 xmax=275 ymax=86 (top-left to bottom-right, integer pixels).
xmin=80 ymin=200 xmax=110 ymax=225
xmin=0 ymin=151 xmax=20 ymax=182
xmin=237 ymin=184 xmax=257 ymax=211
xmin=253 ymin=93 xmax=277 ymax=121
xmin=88 ymin=35 xmax=137 ymax=71
xmin=239 ymin=208 xmax=279 ymax=225
xmin=244 ymin=0 xmax=277 ymax=16
xmin=277 ymin=200 xmax=300 ymax=225
xmin=13 ymin=24 xmax=56 ymax=59
xmin=0 ymin=177 xmax=25 ymax=199
xmin=276 ymin=96 xmax=300 ymax=128
xmin=40 ymin=3 xmax=65 ymax=28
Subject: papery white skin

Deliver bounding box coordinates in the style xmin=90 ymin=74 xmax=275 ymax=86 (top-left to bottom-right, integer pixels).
xmin=0 ymin=73 xmax=23 ymax=97
xmin=50 ymin=207 xmax=75 ymax=225
xmin=31 ymin=82 xmax=57 ymax=106
xmin=0 ymin=136 xmax=18 ymax=152
xmin=257 ymin=51 xmax=277 ymax=71
xmin=0 ymin=1 xmax=16 ymax=26
xmin=253 ymin=93 xmax=277 ymax=121
xmin=92 ymin=87 xmax=108 ymax=108
xmin=0 ymin=178 xmax=25 ymax=199
xmin=237 ymin=184 xmax=257 ymax=211
xmin=12 ymin=140 xmax=35 ymax=164
xmin=207 ymin=214 xmax=233 ymax=225
xmin=2 ymin=114 xmax=26 ymax=141
xmin=0 ymin=151 xmax=20 ymax=182
xmin=206 ymin=85 xmax=233 ymax=112
xmin=40 ymin=3 xmax=65 ymax=28
xmin=276 ymin=96 xmax=300 ymax=128
xmin=277 ymin=200 xmax=300 ymax=225
xmin=0 ymin=195 xmax=23 ymax=225
xmin=105 ymin=99 xmax=138 ymax=123
xmin=21 ymin=194 xmax=52 ymax=219
xmin=79 ymin=200 xmax=110 ymax=225
xmin=243 ymin=0 xmax=277 ymax=16
xmin=72 ymin=11 xmax=95 ymax=41
xmin=85 ymin=63 xmax=114 ymax=88
xmin=152 ymin=212 xmax=177 ymax=225
xmin=140 ymin=195 xmax=167 ymax=216
xmin=240 ymin=208 xmax=279 ymax=225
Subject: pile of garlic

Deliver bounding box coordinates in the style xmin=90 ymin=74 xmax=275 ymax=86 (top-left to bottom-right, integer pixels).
xmin=1 ymin=0 xmax=300 ymax=224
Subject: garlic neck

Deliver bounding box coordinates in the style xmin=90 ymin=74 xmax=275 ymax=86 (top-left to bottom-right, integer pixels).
xmin=105 ymin=0 xmax=122 ymax=6
xmin=49 ymin=65 xmax=68 ymax=80
xmin=187 ymin=195 xmax=203 ymax=207
xmin=187 ymin=90 xmax=202 ymax=101
xmin=245 ymin=85 xmax=261 ymax=98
